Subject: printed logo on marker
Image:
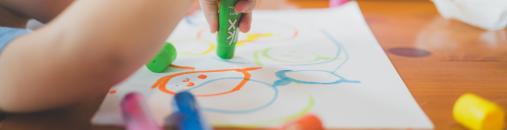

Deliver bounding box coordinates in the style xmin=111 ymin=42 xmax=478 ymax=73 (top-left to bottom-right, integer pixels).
xmin=227 ymin=11 xmax=240 ymax=46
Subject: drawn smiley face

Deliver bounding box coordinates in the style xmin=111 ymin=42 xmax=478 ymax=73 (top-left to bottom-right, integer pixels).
xmin=151 ymin=67 xmax=261 ymax=97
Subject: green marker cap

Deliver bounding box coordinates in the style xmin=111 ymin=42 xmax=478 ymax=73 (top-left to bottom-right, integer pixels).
xmin=217 ymin=0 xmax=241 ymax=59
xmin=146 ymin=42 xmax=177 ymax=73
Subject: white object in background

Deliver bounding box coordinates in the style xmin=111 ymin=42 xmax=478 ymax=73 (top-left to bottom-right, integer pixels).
xmin=432 ymin=0 xmax=507 ymax=31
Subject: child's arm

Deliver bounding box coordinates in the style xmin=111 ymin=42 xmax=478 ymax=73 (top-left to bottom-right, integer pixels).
xmin=0 ymin=0 xmax=193 ymax=112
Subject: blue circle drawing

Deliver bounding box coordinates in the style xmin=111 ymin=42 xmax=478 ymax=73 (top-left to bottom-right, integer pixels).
xmin=187 ymin=77 xmax=279 ymax=114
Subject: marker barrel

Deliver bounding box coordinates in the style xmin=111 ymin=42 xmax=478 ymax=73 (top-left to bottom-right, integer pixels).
xmin=174 ymin=91 xmax=210 ymax=130
xmin=217 ymin=0 xmax=241 ymax=59
xmin=146 ymin=43 xmax=177 ymax=73
xmin=329 ymin=0 xmax=349 ymax=7
xmin=282 ymin=114 xmax=324 ymax=130
xmin=453 ymin=93 xmax=505 ymax=130
xmin=121 ymin=93 xmax=162 ymax=130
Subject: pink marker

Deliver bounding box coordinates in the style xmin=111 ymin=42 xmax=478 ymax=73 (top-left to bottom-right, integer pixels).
xmin=121 ymin=92 xmax=162 ymax=130
xmin=329 ymin=0 xmax=349 ymax=8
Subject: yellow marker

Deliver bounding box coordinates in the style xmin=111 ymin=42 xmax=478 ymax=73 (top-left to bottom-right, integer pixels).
xmin=453 ymin=93 xmax=505 ymax=130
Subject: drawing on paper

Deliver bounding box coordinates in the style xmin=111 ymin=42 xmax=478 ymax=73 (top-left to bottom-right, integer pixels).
xmin=93 ymin=3 xmax=434 ymax=129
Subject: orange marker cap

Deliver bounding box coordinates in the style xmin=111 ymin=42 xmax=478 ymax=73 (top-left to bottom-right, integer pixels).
xmin=282 ymin=114 xmax=324 ymax=130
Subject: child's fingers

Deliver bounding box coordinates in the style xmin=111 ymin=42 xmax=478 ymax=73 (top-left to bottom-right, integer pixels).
xmin=240 ymin=13 xmax=252 ymax=32
xmin=199 ymin=0 xmax=219 ymax=33
xmin=236 ymin=0 xmax=255 ymax=33
xmin=235 ymin=0 xmax=256 ymax=13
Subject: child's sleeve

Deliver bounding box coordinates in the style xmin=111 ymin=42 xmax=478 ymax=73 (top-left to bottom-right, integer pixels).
xmin=0 ymin=111 xmax=4 ymax=120
xmin=0 ymin=27 xmax=29 ymax=54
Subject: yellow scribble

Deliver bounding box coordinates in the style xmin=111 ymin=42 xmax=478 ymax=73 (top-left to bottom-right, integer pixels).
xmin=237 ymin=33 xmax=274 ymax=46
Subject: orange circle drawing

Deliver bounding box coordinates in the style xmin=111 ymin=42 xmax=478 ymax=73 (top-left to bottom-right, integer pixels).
xmin=152 ymin=67 xmax=262 ymax=97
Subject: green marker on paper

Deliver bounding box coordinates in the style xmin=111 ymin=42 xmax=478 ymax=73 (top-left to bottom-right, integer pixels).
xmin=146 ymin=42 xmax=177 ymax=73
xmin=217 ymin=0 xmax=242 ymax=59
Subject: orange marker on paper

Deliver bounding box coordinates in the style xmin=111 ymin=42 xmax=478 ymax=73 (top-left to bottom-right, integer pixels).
xmin=281 ymin=114 xmax=324 ymax=130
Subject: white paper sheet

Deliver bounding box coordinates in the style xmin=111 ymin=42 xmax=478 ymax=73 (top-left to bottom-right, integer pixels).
xmin=92 ymin=2 xmax=433 ymax=129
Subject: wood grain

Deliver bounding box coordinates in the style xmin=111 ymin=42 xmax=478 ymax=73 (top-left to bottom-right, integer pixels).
xmin=359 ymin=1 xmax=507 ymax=130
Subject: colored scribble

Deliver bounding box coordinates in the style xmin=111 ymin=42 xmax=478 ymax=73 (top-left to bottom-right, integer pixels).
xmin=174 ymin=23 xmax=300 ymax=57
xmin=195 ymin=78 xmax=279 ymax=114
xmin=152 ymin=67 xmax=262 ymax=97
xmin=196 ymin=25 xmax=299 ymax=44
xmin=213 ymin=95 xmax=315 ymax=128
xmin=274 ymin=70 xmax=359 ymax=87
xmin=150 ymin=30 xmax=359 ymax=126
xmin=226 ymin=30 xmax=357 ymax=89
xmin=216 ymin=57 xmax=251 ymax=65
xmin=253 ymin=48 xmax=335 ymax=66
xmin=261 ymin=48 xmax=333 ymax=63
xmin=193 ymin=31 xmax=274 ymax=56
xmin=179 ymin=74 xmax=208 ymax=88
xmin=153 ymin=31 xmax=357 ymax=115
xmin=170 ymin=64 xmax=196 ymax=70
xmin=186 ymin=82 xmax=195 ymax=87
xmin=201 ymin=43 xmax=216 ymax=55
xmin=236 ymin=33 xmax=273 ymax=46
xmin=198 ymin=74 xmax=208 ymax=80
xmin=253 ymin=31 xmax=342 ymax=67
xmin=178 ymin=41 xmax=216 ymax=57
xmin=109 ymin=89 xmax=117 ymax=94
xmin=186 ymin=77 xmax=316 ymax=128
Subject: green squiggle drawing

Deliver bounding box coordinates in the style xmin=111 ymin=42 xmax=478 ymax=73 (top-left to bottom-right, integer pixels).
xmin=254 ymin=48 xmax=333 ymax=66
xmin=253 ymin=51 xmax=264 ymax=66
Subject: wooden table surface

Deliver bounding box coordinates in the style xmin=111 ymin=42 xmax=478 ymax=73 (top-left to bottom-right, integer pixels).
xmin=1 ymin=0 xmax=506 ymax=130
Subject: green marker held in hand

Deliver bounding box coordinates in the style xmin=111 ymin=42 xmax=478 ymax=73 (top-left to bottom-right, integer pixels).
xmin=217 ymin=0 xmax=242 ymax=59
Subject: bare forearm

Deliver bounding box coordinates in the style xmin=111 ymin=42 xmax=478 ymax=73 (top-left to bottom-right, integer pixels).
xmin=0 ymin=0 xmax=192 ymax=112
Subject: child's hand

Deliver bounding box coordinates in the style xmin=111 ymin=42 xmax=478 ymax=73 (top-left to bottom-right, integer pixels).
xmin=199 ymin=0 xmax=256 ymax=33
